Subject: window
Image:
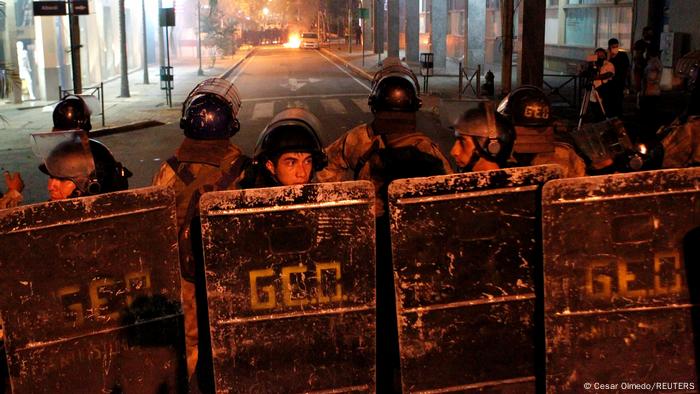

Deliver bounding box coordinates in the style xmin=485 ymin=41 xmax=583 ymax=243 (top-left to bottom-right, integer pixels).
xmin=565 ymin=8 xmax=596 ymax=46
xmin=545 ymin=9 xmax=559 ymax=44
xmin=548 ymin=0 xmax=559 ymax=7
xmin=597 ymin=6 xmax=632 ymax=49
xmin=567 ymin=0 xmax=614 ymax=4
xmin=448 ymin=10 xmax=465 ymax=36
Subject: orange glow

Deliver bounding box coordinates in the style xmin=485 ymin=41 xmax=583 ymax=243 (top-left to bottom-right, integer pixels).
xmin=638 ymin=144 xmax=647 ymax=155
xmin=284 ymin=33 xmax=301 ymax=48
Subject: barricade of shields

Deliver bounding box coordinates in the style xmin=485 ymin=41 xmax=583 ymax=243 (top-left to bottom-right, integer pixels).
xmin=0 ymin=167 xmax=698 ymax=393
xmin=0 ymin=187 xmax=187 ymax=393
xmin=199 ymin=181 xmax=377 ymax=393
xmin=543 ymin=168 xmax=700 ymax=392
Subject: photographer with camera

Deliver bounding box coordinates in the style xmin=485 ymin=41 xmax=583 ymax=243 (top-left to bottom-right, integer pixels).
xmin=587 ymin=48 xmax=615 ymax=122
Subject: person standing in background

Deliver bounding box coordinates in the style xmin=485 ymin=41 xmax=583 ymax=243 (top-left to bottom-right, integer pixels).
xmin=607 ymin=38 xmax=630 ymax=119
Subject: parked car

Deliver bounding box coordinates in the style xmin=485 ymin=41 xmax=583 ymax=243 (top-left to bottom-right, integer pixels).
xmin=300 ymin=32 xmax=320 ymax=49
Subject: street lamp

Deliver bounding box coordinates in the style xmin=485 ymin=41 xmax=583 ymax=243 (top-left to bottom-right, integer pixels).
xmin=197 ymin=0 xmax=204 ymax=76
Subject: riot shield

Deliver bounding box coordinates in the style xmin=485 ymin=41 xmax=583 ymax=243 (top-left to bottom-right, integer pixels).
xmin=199 ymin=181 xmax=376 ymax=393
xmin=0 ymin=187 xmax=186 ymax=393
xmin=388 ymin=165 xmax=563 ymax=392
xmin=543 ymin=168 xmax=700 ymax=392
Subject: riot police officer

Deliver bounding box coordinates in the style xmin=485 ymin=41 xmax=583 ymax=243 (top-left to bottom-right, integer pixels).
xmin=151 ymin=77 xmax=247 ymax=392
xmin=451 ymin=101 xmax=516 ymax=172
xmin=660 ymin=53 xmax=700 ymax=168
xmin=31 ymin=130 xmax=131 ymax=200
xmin=497 ymin=86 xmax=587 ymax=177
xmin=50 ymin=95 xmax=134 ymax=190
xmin=318 ymin=58 xmax=452 ymax=216
xmin=52 ymin=95 xmax=92 ymax=132
xmin=319 ymin=59 xmax=450 ymax=393
xmin=240 ymin=108 xmax=327 ymax=188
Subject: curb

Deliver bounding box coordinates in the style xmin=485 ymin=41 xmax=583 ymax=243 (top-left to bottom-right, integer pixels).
xmin=90 ymin=120 xmax=166 ymax=138
xmin=220 ymin=47 xmax=258 ymax=79
xmin=319 ymin=48 xmax=373 ymax=81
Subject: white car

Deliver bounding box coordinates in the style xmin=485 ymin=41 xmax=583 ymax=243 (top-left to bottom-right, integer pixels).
xmin=300 ymin=32 xmax=320 ymax=49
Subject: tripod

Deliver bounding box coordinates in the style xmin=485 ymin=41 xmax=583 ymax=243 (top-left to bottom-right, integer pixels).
xmin=577 ymin=81 xmax=607 ymax=131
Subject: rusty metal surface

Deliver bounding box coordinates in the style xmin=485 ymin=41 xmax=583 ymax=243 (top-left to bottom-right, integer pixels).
xmin=0 ymin=186 xmax=186 ymax=393
xmin=388 ymin=165 xmax=563 ymax=393
xmin=199 ymin=181 xmax=376 ymax=394
xmin=543 ymin=168 xmax=700 ymax=393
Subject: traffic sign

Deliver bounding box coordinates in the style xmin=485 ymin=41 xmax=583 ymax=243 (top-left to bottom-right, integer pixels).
xmin=33 ymin=1 xmax=67 ymax=16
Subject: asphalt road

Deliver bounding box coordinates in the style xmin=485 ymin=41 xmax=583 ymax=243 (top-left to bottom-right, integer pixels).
xmin=3 ymin=46 xmax=456 ymax=204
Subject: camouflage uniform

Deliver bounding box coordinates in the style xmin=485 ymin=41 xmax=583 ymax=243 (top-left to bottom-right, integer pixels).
xmin=317 ymin=124 xmax=453 ymax=216
xmin=152 ymin=137 xmax=247 ymax=377
xmin=529 ymin=142 xmax=587 ymax=178
xmin=661 ymin=116 xmax=700 ymax=168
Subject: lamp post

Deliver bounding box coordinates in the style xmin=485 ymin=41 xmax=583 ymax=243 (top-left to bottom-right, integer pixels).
xmin=142 ymin=0 xmax=149 ymax=84
xmin=197 ymin=0 xmax=204 ymax=76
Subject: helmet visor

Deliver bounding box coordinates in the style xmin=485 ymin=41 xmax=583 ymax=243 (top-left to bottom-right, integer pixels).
xmin=31 ymin=131 xmax=95 ymax=180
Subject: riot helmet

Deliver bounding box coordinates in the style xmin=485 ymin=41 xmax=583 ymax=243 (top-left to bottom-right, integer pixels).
xmin=53 ymin=95 xmax=92 ymax=132
xmin=453 ymin=101 xmax=515 ymax=166
xmin=32 ymin=131 xmax=132 ymax=197
xmin=368 ymin=60 xmax=422 ymax=113
xmin=180 ymin=78 xmax=242 ymax=140
xmin=497 ymin=85 xmax=554 ymax=154
xmin=254 ymin=108 xmax=327 ymax=171
xmin=497 ymin=85 xmax=552 ymax=127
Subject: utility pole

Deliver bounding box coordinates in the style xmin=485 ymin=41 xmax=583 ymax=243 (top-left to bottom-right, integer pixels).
xmin=501 ymin=0 xmax=514 ymax=95
xmin=119 ymin=0 xmax=130 ymax=97
xmin=142 ymin=0 xmax=150 ymax=84
xmin=197 ymin=0 xmax=204 ymax=76
xmin=68 ymin=2 xmax=82 ymax=94
xmin=348 ymin=0 xmax=352 ymax=53
xmin=158 ymin=0 xmax=165 ymax=67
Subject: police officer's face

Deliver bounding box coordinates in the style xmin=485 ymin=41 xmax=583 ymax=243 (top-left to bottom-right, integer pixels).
xmin=450 ymin=137 xmax=476 ymax=168
xmin=266 ymin=152 xmax=314 ymax=186
xmin=47 ymin=177 xmax=77 ymax=200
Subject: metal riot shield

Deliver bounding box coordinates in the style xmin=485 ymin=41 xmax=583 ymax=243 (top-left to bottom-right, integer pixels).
xmin=0 ymin=187 xmax=186 ymax=394
xmin=200 ymin=181 xmax=376 ymax=393
xmin=388 ymin=165 xmax=563 ymax=392
xmin=543 ymin=168 xmax=700 ymax=393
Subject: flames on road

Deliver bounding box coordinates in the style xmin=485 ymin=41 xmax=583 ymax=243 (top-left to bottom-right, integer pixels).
xmin=284 ymin=33 xmax=301 ymax=48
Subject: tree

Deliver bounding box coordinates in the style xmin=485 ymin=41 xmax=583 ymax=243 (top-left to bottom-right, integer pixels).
xmin=119 ymin=0 xmax=130 ymax=97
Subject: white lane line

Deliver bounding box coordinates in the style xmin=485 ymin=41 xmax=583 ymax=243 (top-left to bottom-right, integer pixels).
xmin=228 ymin=53 xmax=254 ymax=83
xmin=316 ymin=50 xmax=372 ymax=92
xmin=351 ymin=98 xmax=371 ymax=113
xmin=251 ymin=102 xmax=274 ymax=120
xmin=320 ymin=98 xmax=347 ymax=114
xmin=241 ymin=93 xmax=367 ymax=103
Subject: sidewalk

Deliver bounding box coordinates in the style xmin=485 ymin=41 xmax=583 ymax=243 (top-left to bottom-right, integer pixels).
xmin=0 ymin=46 xmax=254 ymax=151
xmin=320 ymin=43 xmax=690 ymax=132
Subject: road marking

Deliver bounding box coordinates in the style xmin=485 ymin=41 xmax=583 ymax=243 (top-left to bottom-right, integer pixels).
xmin=286 ymin=100 xmax=308 ymax=109
xmin=241 ymin=93 xmax=366 ymax=103
xmin=228 ymin=54 xmax=254 ymax=83
xmin=251 ymin=102 xmax=274 ymax=120
xmin=320 ymin=98 xmax=347 ymax=114
xmin=316 ymin=50 xmax=372 ymax=92
xmin=351 ymin=98 xmax=371 ymax=113
xmin=281 ymin=77 xmax=322 ymax=92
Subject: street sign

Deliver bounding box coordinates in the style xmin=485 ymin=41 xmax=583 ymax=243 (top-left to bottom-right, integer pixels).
xmin=389 ymin=165 xmax=563 ymax=392
xmin=358 ymin=8 xmax=369 ymax=19
xmin=543 ymin=168 xmax=700 ymax=392
xmin=159 ymin=7 xmax=176 ymax=27
xmin=33 ymin=1 xmax=67 ymax=16
xmin=200 ymin=181 xmax=376 ymax=393
xmin=71 ymin=0 xmax=89 ymax=15
xmin=0 ymin=187 xmax=187 ymax=393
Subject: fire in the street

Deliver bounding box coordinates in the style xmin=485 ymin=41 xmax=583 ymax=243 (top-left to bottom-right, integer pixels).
xmin=284 ymin=33 xmax=301 ymax=48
